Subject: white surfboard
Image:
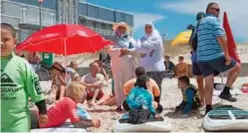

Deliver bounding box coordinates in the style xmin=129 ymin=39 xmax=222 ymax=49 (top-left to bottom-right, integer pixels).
xmin=31 ymin=127 xmax=86 ymax=133
xmin=113 ymin=114 xmax=171 ymax=132
xmin=203 ymin=105 xmax=248 ymax=131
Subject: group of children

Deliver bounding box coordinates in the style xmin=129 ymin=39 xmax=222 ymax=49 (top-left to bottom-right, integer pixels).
xmin=1 ymin=22 xmax=201 ymax=132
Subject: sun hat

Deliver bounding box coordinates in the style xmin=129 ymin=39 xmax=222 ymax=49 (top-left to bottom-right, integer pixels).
xmin=112 ymin=22 xmax=131 ymax=33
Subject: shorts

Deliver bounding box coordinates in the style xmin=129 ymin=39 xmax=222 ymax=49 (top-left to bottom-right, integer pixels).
xmin=192 ymin=63 xmax=220 ymax=76
xmin=86 ymin=89 xmax=104 ymax=101
xmin=198 ymin=56 xmax=236 ymax=78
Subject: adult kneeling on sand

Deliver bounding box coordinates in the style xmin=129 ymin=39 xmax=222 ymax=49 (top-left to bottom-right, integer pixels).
xmin=122 ymin=67 xmax=163 ymax=114
xmin=30 ymin=82 xmax=101 ymax=129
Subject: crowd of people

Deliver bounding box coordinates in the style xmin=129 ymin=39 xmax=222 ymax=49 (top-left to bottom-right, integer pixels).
xmin=1 ymin=2 xmax=242 ymax=132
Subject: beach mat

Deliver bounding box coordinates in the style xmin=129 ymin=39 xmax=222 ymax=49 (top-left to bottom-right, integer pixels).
xmin=203 ymin=105 xmax=248 ymax=131
xmin=113 ymin=114 xmax=171 ymax=132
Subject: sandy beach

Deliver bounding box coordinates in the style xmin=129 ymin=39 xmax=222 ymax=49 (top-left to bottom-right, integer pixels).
xmin=38 ymin=43 xmax=248 ymax=132
xmin=40 ymin=76 xmax=248 ymax=132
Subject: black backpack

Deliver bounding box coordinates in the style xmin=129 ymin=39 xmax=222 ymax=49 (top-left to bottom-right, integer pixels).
xmin=189 ymin=21 xmax=201 ymax=51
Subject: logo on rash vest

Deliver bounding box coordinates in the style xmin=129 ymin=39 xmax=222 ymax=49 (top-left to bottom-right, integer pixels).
xmin=32 ymin=76 xmax=43 ymax=95
xmin=1 ymin=73 xmax=21 ymax=100
xmin=1 ymin=73 xmax=17 ymax=87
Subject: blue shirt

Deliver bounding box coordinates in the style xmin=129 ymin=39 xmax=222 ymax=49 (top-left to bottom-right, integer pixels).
xmin=126 ymin=87 xmax=156 ymax=114
xmin=196 ymin=14 xmax=225 ymax=62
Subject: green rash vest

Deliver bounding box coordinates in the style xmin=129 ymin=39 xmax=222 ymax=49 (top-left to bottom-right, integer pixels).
xmin=1 ymin=53 xmax=45 ymax=132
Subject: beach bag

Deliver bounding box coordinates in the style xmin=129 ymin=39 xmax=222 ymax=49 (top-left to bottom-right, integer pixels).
xmin=190 ymin=21 xmax=201 ymax=51
xmin=128 ymin=108 xmax=150 ymax=124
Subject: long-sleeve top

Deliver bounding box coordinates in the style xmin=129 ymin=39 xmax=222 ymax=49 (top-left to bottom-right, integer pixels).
xmin=134 ymin=36 xmax=165 ymax=72
xmin=126 ymin=87 xmax=156 ymax=115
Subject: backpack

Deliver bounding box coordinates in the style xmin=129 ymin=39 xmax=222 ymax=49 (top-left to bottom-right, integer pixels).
xmin=189 ymin=21 xmax=201 ymax=51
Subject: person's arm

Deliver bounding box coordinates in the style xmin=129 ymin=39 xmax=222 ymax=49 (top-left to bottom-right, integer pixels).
xmin=24 ymin=61 xmax=46 ymax=113
xmin=89 ymin=74 xmax=105 ymax=88
xmin=213 ymin=20 xmax=229 ymax=58
xmin=147 ymin=95 xmax=157 ymax=116
xmin=65 ymin=99 xmax=100 ymax=128
xmin=126 ymin=89 xmax=141 ymax=108
xmin=101 ymin=68 xmax=109 ymax=81
xmin=123 ymin=80 xmax=134 ymax=96
xmin=58 ymin=74 xmax=66 ymax=86
xmin=184 ymin=63 xmax=189 ymax=76
xmin=183 ymin=89 xmax=194 ymax=115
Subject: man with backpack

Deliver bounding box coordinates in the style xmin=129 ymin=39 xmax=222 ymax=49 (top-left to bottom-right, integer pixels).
xmin=193 ymin=2 xmax=241 ymax=115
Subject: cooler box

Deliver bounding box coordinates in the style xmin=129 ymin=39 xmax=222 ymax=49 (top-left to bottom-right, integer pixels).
xmin=42 ymin=53 xmax=54 ymax=68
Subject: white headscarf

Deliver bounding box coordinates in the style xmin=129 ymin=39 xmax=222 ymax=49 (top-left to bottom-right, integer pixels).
xmin=145 ymin=22 xmax=162 ymax=39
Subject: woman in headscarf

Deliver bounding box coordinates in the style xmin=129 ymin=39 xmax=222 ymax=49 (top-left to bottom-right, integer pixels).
xmin=121 ymin=22 xmax=165 ymax=102
xmin=106 ymin=22 xmax=137 ymax=112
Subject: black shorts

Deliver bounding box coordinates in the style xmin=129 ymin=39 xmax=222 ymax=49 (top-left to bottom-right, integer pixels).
xmin=192 ymin=62 xmax=220 ymax=76
xmin=198 ymin=56 xmax=236 ymax=78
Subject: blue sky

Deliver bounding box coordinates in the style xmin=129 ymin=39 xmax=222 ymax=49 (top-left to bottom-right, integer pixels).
xmin=88 ymin=0 xmax=248 ymax=43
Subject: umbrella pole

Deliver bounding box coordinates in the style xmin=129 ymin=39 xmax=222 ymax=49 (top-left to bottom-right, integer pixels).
xmin=64 ymin=38 xmax=68 ymax=84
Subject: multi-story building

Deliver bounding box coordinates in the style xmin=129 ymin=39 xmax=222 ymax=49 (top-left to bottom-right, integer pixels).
xmin=78 ymin=1 xmax=134 ymax=38
xmin=1 ymin=0 xmax=134 ymax=42
xmin=1 ymin=0 xmax=58 ymax=42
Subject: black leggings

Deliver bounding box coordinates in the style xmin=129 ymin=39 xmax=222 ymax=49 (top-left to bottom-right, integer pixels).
xmin=123 ymin=100 xmax=163 ymax=114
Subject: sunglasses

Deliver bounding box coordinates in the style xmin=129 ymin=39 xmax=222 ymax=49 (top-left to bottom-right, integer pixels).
xmin=211 ymin=8 xmax=220 ymax=12
xmin=145 ymin=26 xmax=152 ymax=29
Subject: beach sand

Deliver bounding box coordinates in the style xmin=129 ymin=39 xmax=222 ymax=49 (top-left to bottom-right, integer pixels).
xmin=40 ymin=43 xmax=248 ymax=132
xmin=40 ymin=76 xmax=248 ymax=132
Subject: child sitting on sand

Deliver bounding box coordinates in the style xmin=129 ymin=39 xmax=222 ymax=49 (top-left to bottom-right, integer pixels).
xmin=126 ymin=75 xmax=160 ymax=120
xmin=49 ymin=62 xmax=70 ymax=101
xmin=31 ymin=82 xmax=101 ymax=129
xmin=175 ymin=76 xmax=201 ymax=116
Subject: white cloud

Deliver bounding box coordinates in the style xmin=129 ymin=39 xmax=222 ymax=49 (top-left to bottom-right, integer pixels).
xmin=133 ymin=13 xmax=165 ymax=30
xmin=161 ymin=0 xmax=248 ymax=41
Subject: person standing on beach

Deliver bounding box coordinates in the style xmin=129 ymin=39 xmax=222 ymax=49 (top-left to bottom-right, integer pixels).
xmin=107 ymin=22 xmax=137 ymax=112
xmin=189 ymin=12 xmax=207 ymax=106
xmin=196 ymin=2 xmax=241 ymax=114
xmin=1 ymin=23 xmax=48 ymax=132
xmin=121 ymin=22 xmax=165 ymax=102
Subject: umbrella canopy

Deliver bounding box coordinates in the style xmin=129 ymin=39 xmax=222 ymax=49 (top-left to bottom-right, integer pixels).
xmin=171 ymin=30 xmax=192 ymax=46
xmin=223 ymin=12 xmax=241 ymax=64
xmin=16 ymin=24 xmax=112 ymax=55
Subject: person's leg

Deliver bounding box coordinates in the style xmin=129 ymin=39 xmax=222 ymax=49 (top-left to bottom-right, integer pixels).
xmin=196 ymin=76 xmax=205 ymax=106
xmin=122 ymin=100 xmax=130 ymax=112
xmin=91 ymin=88 xmax=101 ymax=105
xmin=204 ymin=74 xmax=214 ymax=114
xmin=102 ymin=96 xmax=116 ymax=106
xmin=154 ymin=101 xmax=163 ymax=114
xmin=147 ymin=72 xmax=164 ymax=102
xmin=96 ymin=93 xmax=111 ymax=105
xmin=209 ymin=57 xmax=240 ymax=102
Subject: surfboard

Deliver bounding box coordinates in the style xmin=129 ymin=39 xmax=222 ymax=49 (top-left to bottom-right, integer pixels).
xmin=203 ymin=105 xmax=248 ymax=131
xmin=31 ymin=128 xmax=86 ymax=133
xmin=113 ymin=113 xmax=171 ymax=132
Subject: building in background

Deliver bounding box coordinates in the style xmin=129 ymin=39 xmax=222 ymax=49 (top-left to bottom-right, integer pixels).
xmin=78 ymin=1 xmax=134 ymax=38
xmin=1 ymin=0 xmax=134 ymax=42
xmin=1 ymin=0 xmax=57 ymax=42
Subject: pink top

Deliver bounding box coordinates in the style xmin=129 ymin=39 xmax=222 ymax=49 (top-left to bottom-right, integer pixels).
xmin=39 ymin=97 xmax=80 ymax=128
